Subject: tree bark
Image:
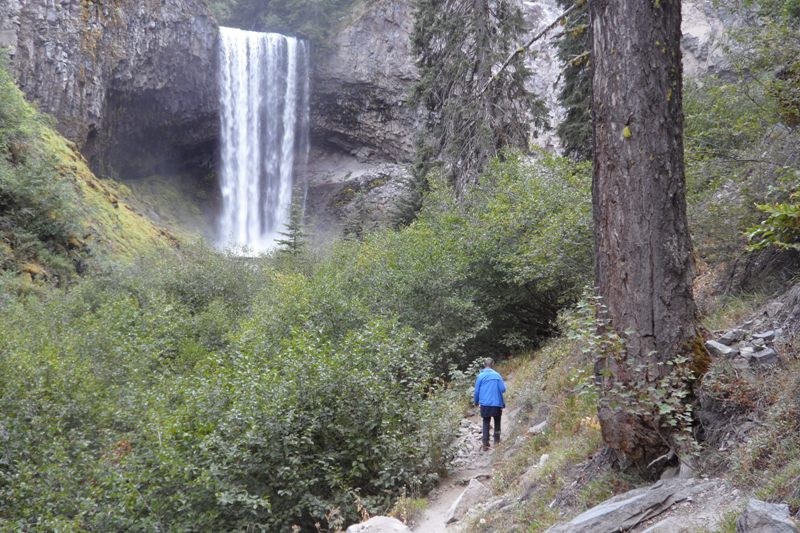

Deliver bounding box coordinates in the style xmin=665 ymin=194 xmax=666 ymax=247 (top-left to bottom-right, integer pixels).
xmin=590 ymin=0 xmax=708 ymax=469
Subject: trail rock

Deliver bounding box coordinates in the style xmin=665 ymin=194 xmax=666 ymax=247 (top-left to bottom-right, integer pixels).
xmin=446 ymin=478 xmax=492 ymax=524
xmin=736 ymin=499 xmax=798 ymax=533
xmin=749 ymin=348 xmax=779 ymax=368
xmin=707 ymin=340 xmax=738 ymax=357
xmin=346 ymin=516 xmax=410 ymax=533
xmin=752 ymin=330 xmax=775 ymax=341
xmin=529 ymin=420 xmax=549 ymax=435
xmin=546 ymin=478 xmax=722 ymax=533
xmin=719 ymin=329 xmax=746 ymax=345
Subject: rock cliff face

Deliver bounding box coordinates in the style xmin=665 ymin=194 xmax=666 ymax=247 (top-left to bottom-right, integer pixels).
xmin=311 ymin=0 xmax=419 ymax=163
xmin=0 ymin=0 xmax=745 ymax=240
xmin=0 ymin=0 xmax=218 ymax=178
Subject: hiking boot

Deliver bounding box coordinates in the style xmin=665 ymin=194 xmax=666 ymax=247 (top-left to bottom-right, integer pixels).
xmin=481 ymin=442 xmax=490 ymax=452
xmin=494 ymin=432 xmax=501 ymax=444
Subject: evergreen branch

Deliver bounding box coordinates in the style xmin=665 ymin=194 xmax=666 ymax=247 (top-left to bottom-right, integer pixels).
xmin=477 ymin=2 xmax=580 ymax=97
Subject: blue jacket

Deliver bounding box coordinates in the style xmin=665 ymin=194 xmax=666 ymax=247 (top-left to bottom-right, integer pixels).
xmin=474 ymin=368 xmax=506 ymax=408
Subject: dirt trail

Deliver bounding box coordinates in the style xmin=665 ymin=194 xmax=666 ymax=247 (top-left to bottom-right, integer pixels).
xmin=413 ymin=378 xmax=519 ymax=533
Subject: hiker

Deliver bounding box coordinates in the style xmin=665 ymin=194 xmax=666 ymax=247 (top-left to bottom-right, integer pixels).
xmin=473 ymin=357 xmax=506 ymax=451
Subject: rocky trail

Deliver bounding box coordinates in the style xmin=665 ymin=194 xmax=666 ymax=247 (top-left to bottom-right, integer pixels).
xmin=412 ymin=381 xmax=520 ymax=532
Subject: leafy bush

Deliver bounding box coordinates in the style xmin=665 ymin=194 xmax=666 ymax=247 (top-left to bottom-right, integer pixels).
xmin=684 ymin=5 xmax=800 ymax=263
xmin=747 ymin=190 xmax=800 ymax=251
xmin=334 ymin=151 xmax=592 ymax=370
xmin=0 ymin=60 xmax=82 ymax=280
xmin=0 ymin=150 xmax=591 ymax=530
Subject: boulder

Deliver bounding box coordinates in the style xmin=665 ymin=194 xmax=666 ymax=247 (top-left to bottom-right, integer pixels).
xmin=446 ymin=478 xmax=492 ymax=524
xmin=707 ymin=340 xmax=738 ymax=357
xmin=346 ymin=516 xmax=411 ymax=533
xmin=546 ymin=478 xmax=722 ymax=533
xmin=736 ymin=499 xmax=798 ymax=533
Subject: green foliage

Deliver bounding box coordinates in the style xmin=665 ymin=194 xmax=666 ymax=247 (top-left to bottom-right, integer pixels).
xmin=0 ymin=149 xmax=591 ymax=530
xmin=276 ymin=194 xmax=310 ymax=257
xmin=322 ymin=151 xmax=592 ymax=372
xmin=684 ymin=4 xmax=800 ymax=263
xmin=0 ymin=58 xmax=82 ymax=281
xmin=410 ymin=0 xmax=546 ymax=194
xmin=747 ymin=190 xmax=800 ymax=251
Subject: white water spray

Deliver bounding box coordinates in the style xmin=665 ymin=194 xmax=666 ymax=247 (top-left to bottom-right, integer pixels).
xmin=217 ymin=27 xmax=310 ymax=252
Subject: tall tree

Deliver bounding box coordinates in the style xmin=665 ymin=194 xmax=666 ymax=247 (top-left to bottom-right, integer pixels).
xmin=411 ymin=0 xmax=546 ymax=197
xmin=590 ymin=0 xmax=709 ymax=469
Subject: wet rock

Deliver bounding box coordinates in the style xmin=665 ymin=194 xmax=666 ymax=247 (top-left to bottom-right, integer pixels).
xmin=346 ymin=516 xmax=411 ymax=533
xmin=0 ymin=0 xmax=218 ymax=177
xmin=707 ymin=340 xmax=738 ymax=357
xmin=312 ymin=0 xmax=418 ymax=162
xmin=736 ymin=499 xmax=798 ymax=533
xmin=446 ymin=479 xmax=492 ymax=524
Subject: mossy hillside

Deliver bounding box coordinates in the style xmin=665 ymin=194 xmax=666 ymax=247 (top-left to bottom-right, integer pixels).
xmin=42 ymin=130 xmax=178 ymax=257
xmin=0 ymin=61 xmax=176 ymax=282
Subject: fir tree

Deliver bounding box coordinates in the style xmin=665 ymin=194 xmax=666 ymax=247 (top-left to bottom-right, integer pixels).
xmin=275 ymin=194 xmax=308 ymax=257
xmin=554 ymin=0 xmax=592 ymax=160
xmin=410 ymin=0 xmax=547 ymax=197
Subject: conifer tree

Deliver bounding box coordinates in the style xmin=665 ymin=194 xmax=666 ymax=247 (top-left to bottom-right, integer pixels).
xmin=275 ymin=194 xmax=308 ymax=257
xmin=554 ymin=0 xmax=592 ymax=160
xmin=411 ymin=0 xmax=547 ymax=197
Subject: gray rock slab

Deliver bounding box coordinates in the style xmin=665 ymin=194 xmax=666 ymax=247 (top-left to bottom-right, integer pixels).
xmin=752 ymin=330 xmax=775 ymax=341
xmin=346 ymin=516 xmax=411 ymax=533
xmin=529 ymin=420 xmax=549 ymax=435
xmin=707 ymin=340 xmax=738 ymax=357
xmin=719 ymin=329 xmax=746 ymax=345
xmin=546 ymin=478 xmax=720 ymax=533
xmin=749 ymin=348 xmax=779 ymax=368
xmin=446 ymin=478 xmax=492 ymax=524
xmin=736 ymin=499 xmax=798 ymax=533
xmin=0 ymin=30 xmax=15 ymax=48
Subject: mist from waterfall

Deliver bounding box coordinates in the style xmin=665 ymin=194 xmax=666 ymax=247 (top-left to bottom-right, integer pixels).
xmin=217 ymin=27 xmax=310 ymax=252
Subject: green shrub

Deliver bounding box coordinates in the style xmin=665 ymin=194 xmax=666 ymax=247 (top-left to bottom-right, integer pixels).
xmin=0 ymin=150 xmax=591 ymax=530
xmin=747 ymin=190 xmax=800 ymax=251
xmin=324 ymin=151 xmax=592 ymax=371
xmin=684 ymin=6 xmax=800 ymax=264
xmin=0 ymin=61 xmax=82 ymax=280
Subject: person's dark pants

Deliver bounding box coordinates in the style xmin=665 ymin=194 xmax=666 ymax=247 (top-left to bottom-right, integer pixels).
xmin=480 ymin=405 xmax=502 ymax=446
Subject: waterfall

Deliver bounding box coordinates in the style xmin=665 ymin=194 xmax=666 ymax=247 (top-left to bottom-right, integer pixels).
xmin=217 ymin=27 xmax=310 ymax=252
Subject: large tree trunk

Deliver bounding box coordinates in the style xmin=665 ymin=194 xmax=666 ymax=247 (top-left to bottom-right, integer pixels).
xmin=590 ymin=0 xmax=709 ymax=470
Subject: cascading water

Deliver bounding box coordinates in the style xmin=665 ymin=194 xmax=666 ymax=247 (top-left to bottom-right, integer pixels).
xmin=217 ymin=27 xmax=310 ymax=252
